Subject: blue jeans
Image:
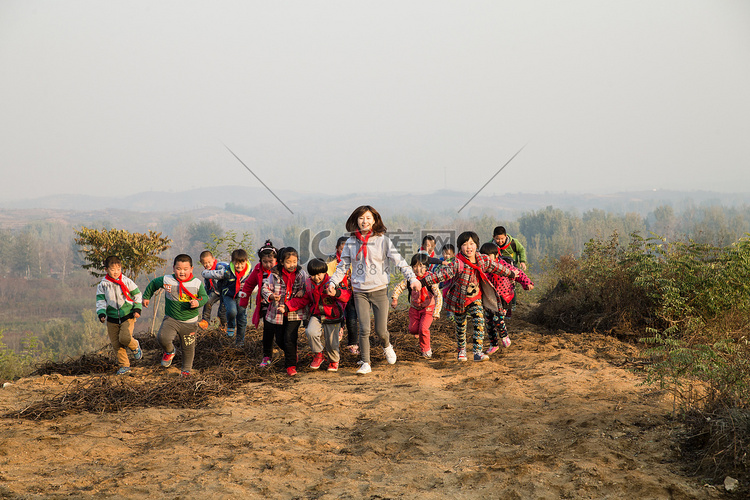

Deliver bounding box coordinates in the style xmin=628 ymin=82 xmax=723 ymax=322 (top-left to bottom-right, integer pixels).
xmin=223 ymin=295 xmax=248 ymax=343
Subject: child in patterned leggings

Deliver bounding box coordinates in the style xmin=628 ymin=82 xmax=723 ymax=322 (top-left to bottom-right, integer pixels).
xmin=419 ymin=231 xmax=516 ymax=361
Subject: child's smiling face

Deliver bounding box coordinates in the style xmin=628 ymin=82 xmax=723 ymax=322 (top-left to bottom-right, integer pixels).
xmin=283 ymin=254 xmax=298 ymax=272
xmin=106 ymin=263 xmax=122 ymax=280
xmin=173 ymin=261 xmax=193 ymax=280
xmin=460 ymin=239 xmax=477 ymax=259
xmin=357 ymin=211 xmax=374 ymax=233
xmin=310 ymin=272 xmax=327 ymax=285
xmin=413 ymin=262 xmax=427 ymax=277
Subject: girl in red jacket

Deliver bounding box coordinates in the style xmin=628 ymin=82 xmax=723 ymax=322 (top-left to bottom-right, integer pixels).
xmin=238 ymin=240 xmax=277 ymax=367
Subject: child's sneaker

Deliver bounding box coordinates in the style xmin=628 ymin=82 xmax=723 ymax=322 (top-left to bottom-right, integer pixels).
xmin=422 ymin=349 xmax=433 ymax=359
xmin=501 ymin=336 xmax=512 ymax=348
xmin=356 ymin=362 xmax=372 ymax=375
xmin=180 ymin=370 xmax=191 ymax=377
xmin=348 ymin=344 xmax=359 ymax=355
xmin=309 ymin=352 xmax=325 ymax=370
xmin=486 ymin=345 xmax=500 ymax=355
xmin=161 ymin=349 xmax=176 ymax=367
xmin=457 ymin=349 xmax=467 ymax=362
xmin=235 ymin=340 xmax=245 ymax=349
xmin=116 ymin=366 xmax=131 ymax=375
xmin=133 ymin=341 xmax=143 ymax=360
xmin=384 ymin=345 xmax=397 ymax=365
xmin=198 ymin=319 xmax=209 ymax=329
xmin=286 ymin=366 xmax=297 ymax=377
xmin=474 ymin=352 xmax=490 ymax=361
xmin=327 ymin=362 xmax=339 ymax=372
xmin=226 ymin=327 xmax=235 ymax=338
xmin=259 ymin=356 xmax=271 ymax=367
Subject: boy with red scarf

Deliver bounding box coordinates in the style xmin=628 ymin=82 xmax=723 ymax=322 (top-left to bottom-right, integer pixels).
xmin=201 ymin=249 xmax=252 ymax=347
xmin=95 ymin=256 xmax=143 ymax=375
xmin=198 ymin=250 xmax=227 ymax=331
xmin=285 ymin=258 xmax=351 ymax=372
xmin=142 ymin=254 xmax=208 ymax=377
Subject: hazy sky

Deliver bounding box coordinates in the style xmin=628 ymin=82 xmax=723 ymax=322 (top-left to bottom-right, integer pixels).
xmin=1 ymin=1 xmax=749 ymax=202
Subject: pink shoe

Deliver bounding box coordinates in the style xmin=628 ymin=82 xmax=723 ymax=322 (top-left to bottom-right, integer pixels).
xmin=347 ymin=344 xmax=359 ymax=355
xmin=287 ymin=366 xmax=297 ymax=377
xmin=486 ymin=345 xmax=500 ymax=355
xmin=259 ymin=356 xmax=271 ymax=367
xmin=501 ymin=336 xmax=512 ymax=348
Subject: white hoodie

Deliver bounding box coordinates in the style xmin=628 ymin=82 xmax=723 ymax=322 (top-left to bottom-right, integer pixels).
xmin=330 ymin=233 xmax=416 ymax=293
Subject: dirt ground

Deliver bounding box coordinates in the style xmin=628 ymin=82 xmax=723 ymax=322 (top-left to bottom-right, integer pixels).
xmin=0 ymin=306 xmax=728 ymax=499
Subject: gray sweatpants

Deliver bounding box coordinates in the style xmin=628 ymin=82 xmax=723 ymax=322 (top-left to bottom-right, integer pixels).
xmin=157 ymin=316 xmax=197 ymax=372
xmin=353 ymin=288 xmax=390 ymax=364
xmin=306 ymin=316 xmax=340 ymax=363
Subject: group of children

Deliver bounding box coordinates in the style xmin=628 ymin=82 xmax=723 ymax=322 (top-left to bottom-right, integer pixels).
xmin=95 ymin=205 xmax=532 ymax=377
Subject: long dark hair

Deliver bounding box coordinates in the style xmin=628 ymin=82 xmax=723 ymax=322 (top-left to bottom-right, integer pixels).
xmin=345 ymin=205 xmax=387 ymax=235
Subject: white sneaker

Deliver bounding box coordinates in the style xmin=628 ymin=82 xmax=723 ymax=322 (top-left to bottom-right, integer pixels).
xmin=383 ymin=345 xmax=397 ymax=364
xmin=356 ymin=362 xmax=372 ymax=375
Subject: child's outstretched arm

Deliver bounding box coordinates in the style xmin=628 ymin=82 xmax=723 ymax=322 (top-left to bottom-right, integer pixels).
xmin=385 ymin=238 xmax=421 ymax=291
xmin=391 ymin=279 xmax=407 ymax=308
xmin=141 ymin=276 xmax=165 ymax=308
xmin=513 ymin=268 xmax=534 ymax=290
xmin=201 ymin=267 xmax=226 ymax=280
xmin=431 ymin=283 xmax=442 ymax=318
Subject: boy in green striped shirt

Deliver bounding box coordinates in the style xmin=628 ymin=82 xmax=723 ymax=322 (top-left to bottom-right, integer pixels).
xmin=142 ymin=254 xmax=208 ymax=377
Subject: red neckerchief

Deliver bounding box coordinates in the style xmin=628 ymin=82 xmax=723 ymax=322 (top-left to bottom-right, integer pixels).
xmin=457 ymin=253 xmax=490 ymax=285
xmin=419 ymin=247 xmax=436 ymax=258
xmin=175 ymin=274 xmax=197 ymax=300
xmin=233 ymin=263 xmax=250 ymax=296
xmin=496 ymin=238 xmax=511 ymax=251
xmin=281 ymin=268 xmax=296 ymax=300
xmin=355 ymin=230 xmax=371 ymax=260
xmin=416 ymin=272 xmax=430 ymax=303
xmin=335 ymin=250 xmax=342 ymax=263
xmin=206 ymin=259 xmax=218 ymax=290
xmin=106 ymin=274 xmax=134 ymax=303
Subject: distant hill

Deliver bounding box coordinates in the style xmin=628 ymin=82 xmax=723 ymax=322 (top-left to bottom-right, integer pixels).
xmin=1 ymin=187 xmax=747 ymax=218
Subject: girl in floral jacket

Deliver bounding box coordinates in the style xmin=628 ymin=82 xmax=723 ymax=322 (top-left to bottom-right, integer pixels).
xmin=261 ymin=247 xmax=309 ymax=376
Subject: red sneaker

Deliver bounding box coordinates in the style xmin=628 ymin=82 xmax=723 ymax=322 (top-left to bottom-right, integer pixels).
xmin=327 ymin=362 xmax=339 ymax=372
xmin=309 ymin=352 xmax=324 ymax=370
xmin=286 ymin=366 xmax=297 ymax=377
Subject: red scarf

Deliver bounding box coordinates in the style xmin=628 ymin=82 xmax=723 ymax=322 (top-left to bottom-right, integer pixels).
xmin=233 ymin=263 xmax=250 ymax=296
xmin=457 ymin=253 xmax=490 ymax=285
xmin=175 ymin=274 xmax=197 ymax=300
xmin=415 ymin=273 xmax=430 ymax=304
xmin=335 ymin=250 xmax=342 ymax=263
xmin=106 ymin=274 xmax=134 ymax=303
xmin=281 ymin=268 xmax=297 ymax=300
xmin=355 ymin=230 xmax=371 ymax=260
xmin=496 ymin=238 xmax=511 ymax=251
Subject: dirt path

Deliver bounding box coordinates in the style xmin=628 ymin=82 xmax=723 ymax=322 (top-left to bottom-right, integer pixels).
xmin=0 ymin=313 xmax=723 ymax=499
